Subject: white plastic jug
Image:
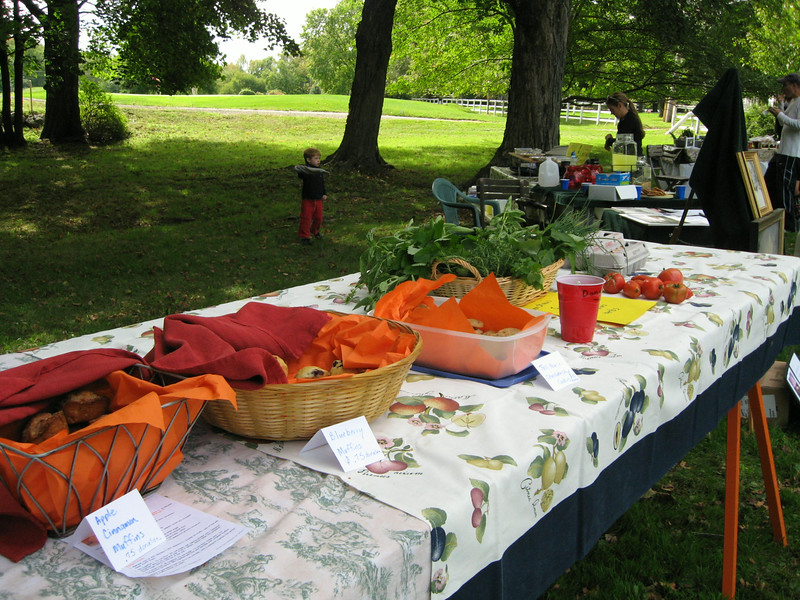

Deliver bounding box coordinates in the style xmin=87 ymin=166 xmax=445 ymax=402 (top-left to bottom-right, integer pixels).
xmin=538 ymin=157 xmax=560 ymax=187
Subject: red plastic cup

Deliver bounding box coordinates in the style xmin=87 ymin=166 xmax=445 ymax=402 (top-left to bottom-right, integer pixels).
xmin=556 ymin=274 xmax=605 ymax=343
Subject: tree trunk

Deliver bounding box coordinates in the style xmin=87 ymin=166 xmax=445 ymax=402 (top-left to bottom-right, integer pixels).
xmin=40 ymin=0 xmax=85 ymax=143
xmin=0 ymin=43 xmax=11 ymax=148
xmin=325 ymin=0 xmax=397 ymax=171
xmin=13 ymin=0 xmax=26 ymax=146
xmin=478 ymin=0 xmax=571 ymax=176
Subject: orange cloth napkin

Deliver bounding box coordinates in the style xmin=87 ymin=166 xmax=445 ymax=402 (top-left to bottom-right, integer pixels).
xmin=285 ymin=314 xmax=418 ymax=379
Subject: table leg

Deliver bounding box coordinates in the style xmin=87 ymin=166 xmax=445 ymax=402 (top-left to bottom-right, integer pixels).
xmin=747 ymin=383 xmax=788 ymax=546
xmin=722 ymin=402 xmax=741 ymax=599
xmin=722 ymin=382 xmax=788 ymax=599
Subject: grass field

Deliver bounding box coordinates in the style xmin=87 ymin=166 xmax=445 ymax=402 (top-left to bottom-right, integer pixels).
xmin=2 ymin=95 xmax=799 ymax=599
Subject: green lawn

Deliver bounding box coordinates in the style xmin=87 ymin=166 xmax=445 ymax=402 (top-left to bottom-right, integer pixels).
xmin=2 ymin=96 xmax=799 ymax=599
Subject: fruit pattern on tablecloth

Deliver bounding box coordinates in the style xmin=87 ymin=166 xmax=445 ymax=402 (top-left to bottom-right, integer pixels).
xmin=1 ymin=245 xmax=798 ymax=600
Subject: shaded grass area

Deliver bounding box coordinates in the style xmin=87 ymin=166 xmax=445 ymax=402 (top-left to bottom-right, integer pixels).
xmin=1 ymin=108 xmax=504 ymax=352
xmin=2 ymin=102 xmax=799 ymax=599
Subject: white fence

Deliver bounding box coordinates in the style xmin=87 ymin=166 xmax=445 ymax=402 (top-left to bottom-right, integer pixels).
xmin=413 ymin=97 xmax=510 ymax=116
xmin=413 ymin=97 xmax=706 ymax=135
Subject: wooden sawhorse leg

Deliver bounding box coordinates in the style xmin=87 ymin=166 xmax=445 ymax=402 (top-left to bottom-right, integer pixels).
xmin=722 ymin=382 xmax=788 ymax=598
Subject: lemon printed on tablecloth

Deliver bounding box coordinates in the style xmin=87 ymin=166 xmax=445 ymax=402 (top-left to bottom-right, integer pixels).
xmin=526 ymin=429 xmax=570 ymax=512
xmin=573 ymin=387 xmax=607 ymax=404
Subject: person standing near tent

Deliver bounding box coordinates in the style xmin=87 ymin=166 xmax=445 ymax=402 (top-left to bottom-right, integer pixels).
xmin=765 ymin=73 xmax=800 ymax=232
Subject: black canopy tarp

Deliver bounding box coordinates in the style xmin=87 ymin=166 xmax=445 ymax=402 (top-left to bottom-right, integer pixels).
xmin=689 ymin=68 xmax=751 ymax=250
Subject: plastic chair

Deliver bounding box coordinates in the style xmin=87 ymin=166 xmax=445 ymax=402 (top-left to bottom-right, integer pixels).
xmin=432 ymin=178 xmax=493 ymax=227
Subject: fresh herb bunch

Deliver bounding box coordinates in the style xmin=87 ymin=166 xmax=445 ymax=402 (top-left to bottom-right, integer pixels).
xmin=350 ymin=209 xmax=598 ymax=310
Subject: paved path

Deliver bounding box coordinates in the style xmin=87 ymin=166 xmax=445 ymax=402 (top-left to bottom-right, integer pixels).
xmin=118 ymin=104 xmax=481 ymax=122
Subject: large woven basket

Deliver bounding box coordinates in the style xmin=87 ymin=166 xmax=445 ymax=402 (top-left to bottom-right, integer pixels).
xmin=430 ymin=257 xmax=564 ymax=306
xmin=201 ymin=316 xmax=422 ymax=441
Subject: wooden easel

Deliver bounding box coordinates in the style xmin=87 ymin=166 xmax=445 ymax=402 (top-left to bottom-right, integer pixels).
xmin=722 ymin=381 xmax=787 ymax=598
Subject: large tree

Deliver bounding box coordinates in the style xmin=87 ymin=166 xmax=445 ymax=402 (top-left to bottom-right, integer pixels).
xmin=18 ymin=0 xmax=297 ymax=144
xmin=489 ymin=0 xmax=571 ymax=162
xmin=391 ymin=0 xmax=796 ymax=108
xmin=1 ymin=0 xmax=36 ymax=148
xmin=326 ymin=0 xmax=397 ymax=171
xmin=17 ymin=0 xmax=84 ymax=142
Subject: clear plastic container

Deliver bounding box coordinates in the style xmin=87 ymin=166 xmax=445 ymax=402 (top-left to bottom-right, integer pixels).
xmin=575 ymin=239 xmax=649 ymax=276
xmin=406 ymin=298 xmax=551 ymax=380
xmin=612 ymin=133 xmax=638 ymax=172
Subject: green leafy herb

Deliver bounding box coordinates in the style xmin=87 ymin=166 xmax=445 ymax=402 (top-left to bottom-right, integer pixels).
xmin=350 ymin=209 xmax=598 ymax=310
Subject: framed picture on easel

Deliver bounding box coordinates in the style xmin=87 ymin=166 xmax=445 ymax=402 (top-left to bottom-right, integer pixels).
xmin=736 ymin=150 xmax=773 ymax=218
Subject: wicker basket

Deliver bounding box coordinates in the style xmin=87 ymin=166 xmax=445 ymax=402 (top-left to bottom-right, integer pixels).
xmin=201 ymin=316 xmax=422 ymax=441
xmin=430 ymin=257 xmax=564 ymax=306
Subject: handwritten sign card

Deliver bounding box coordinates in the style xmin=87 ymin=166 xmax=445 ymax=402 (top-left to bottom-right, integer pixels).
xmin=301 ymin=415 xmax=384 ymax=472
xmin=533 ymin=351 xmax=580 ymax=391
xmin=72 ymin=489 xmax=166 ymax=572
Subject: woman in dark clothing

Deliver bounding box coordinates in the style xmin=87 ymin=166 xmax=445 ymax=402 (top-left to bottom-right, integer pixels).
xmin=604 ymin=92 xmax=645 ymax=156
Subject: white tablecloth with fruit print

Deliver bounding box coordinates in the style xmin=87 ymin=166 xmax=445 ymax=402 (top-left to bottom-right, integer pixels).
xmin=1 ymin=242 xmax=799 ymax=600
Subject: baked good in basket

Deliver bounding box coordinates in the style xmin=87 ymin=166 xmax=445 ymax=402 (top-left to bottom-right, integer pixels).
xmin=62 ymin=390 xmax=110 ymax=424
xmin=21 ymin=411 xmax=68 ymax=444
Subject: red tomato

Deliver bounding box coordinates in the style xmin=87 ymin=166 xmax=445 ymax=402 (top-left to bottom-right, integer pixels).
xmin=631 ymin=274 xmax=652 ymax=282
xmin=662 ymin=282 xmax=690 ymax=304
xmin=658 ymin=268 xmax=684 ymax=284
xmin=603 ymin=272 xmax=625 ymax=294
xmin=623 ymin=280 xmax=642 ymax=299
xmin=641 ymin=277 xmax=664 ymax=300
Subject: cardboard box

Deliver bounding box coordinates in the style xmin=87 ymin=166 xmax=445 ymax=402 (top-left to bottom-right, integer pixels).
xmin=595 ymin=172 xmax=631 ymax=185
xmin=741 ymin=361 xmax=793 ymax=428
xmin=588 ymin=184 xmax=639 ymax=201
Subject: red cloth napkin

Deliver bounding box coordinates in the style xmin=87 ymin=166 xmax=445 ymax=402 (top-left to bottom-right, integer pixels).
xmin=0 ymin=348 xmax=144 ymax=427
xmin=0 ymin=484 xmax=48 ymax=562
xmin=145 ymin=302 xmax=332 ymax=389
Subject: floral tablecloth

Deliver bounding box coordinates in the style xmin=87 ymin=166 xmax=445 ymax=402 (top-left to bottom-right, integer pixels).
xmin=1 ymin=243 xmax=799 ymax=599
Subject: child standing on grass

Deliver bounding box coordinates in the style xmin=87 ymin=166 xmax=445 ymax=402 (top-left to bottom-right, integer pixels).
xmin=294 ymin=147 xmax=328 ymax=245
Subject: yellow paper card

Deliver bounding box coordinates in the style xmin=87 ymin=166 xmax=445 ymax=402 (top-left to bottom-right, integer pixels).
xmin=567 ymin=142 xmax=594 ymax=164
xmin=523 ymin=292 xmax=656 ymax=326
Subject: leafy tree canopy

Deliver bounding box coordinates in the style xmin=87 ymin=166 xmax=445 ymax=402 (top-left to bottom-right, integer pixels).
xmin=86 ymin=0 xmax=300 ymax=94
xmin=300 ymin=0 xmax=363 ymax=95
xmin=385 ymin=0 xmax=798 ymax=104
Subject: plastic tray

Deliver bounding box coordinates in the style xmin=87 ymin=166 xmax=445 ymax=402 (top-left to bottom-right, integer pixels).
xmin=410 ymin=359 xmax=542 ymax=388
